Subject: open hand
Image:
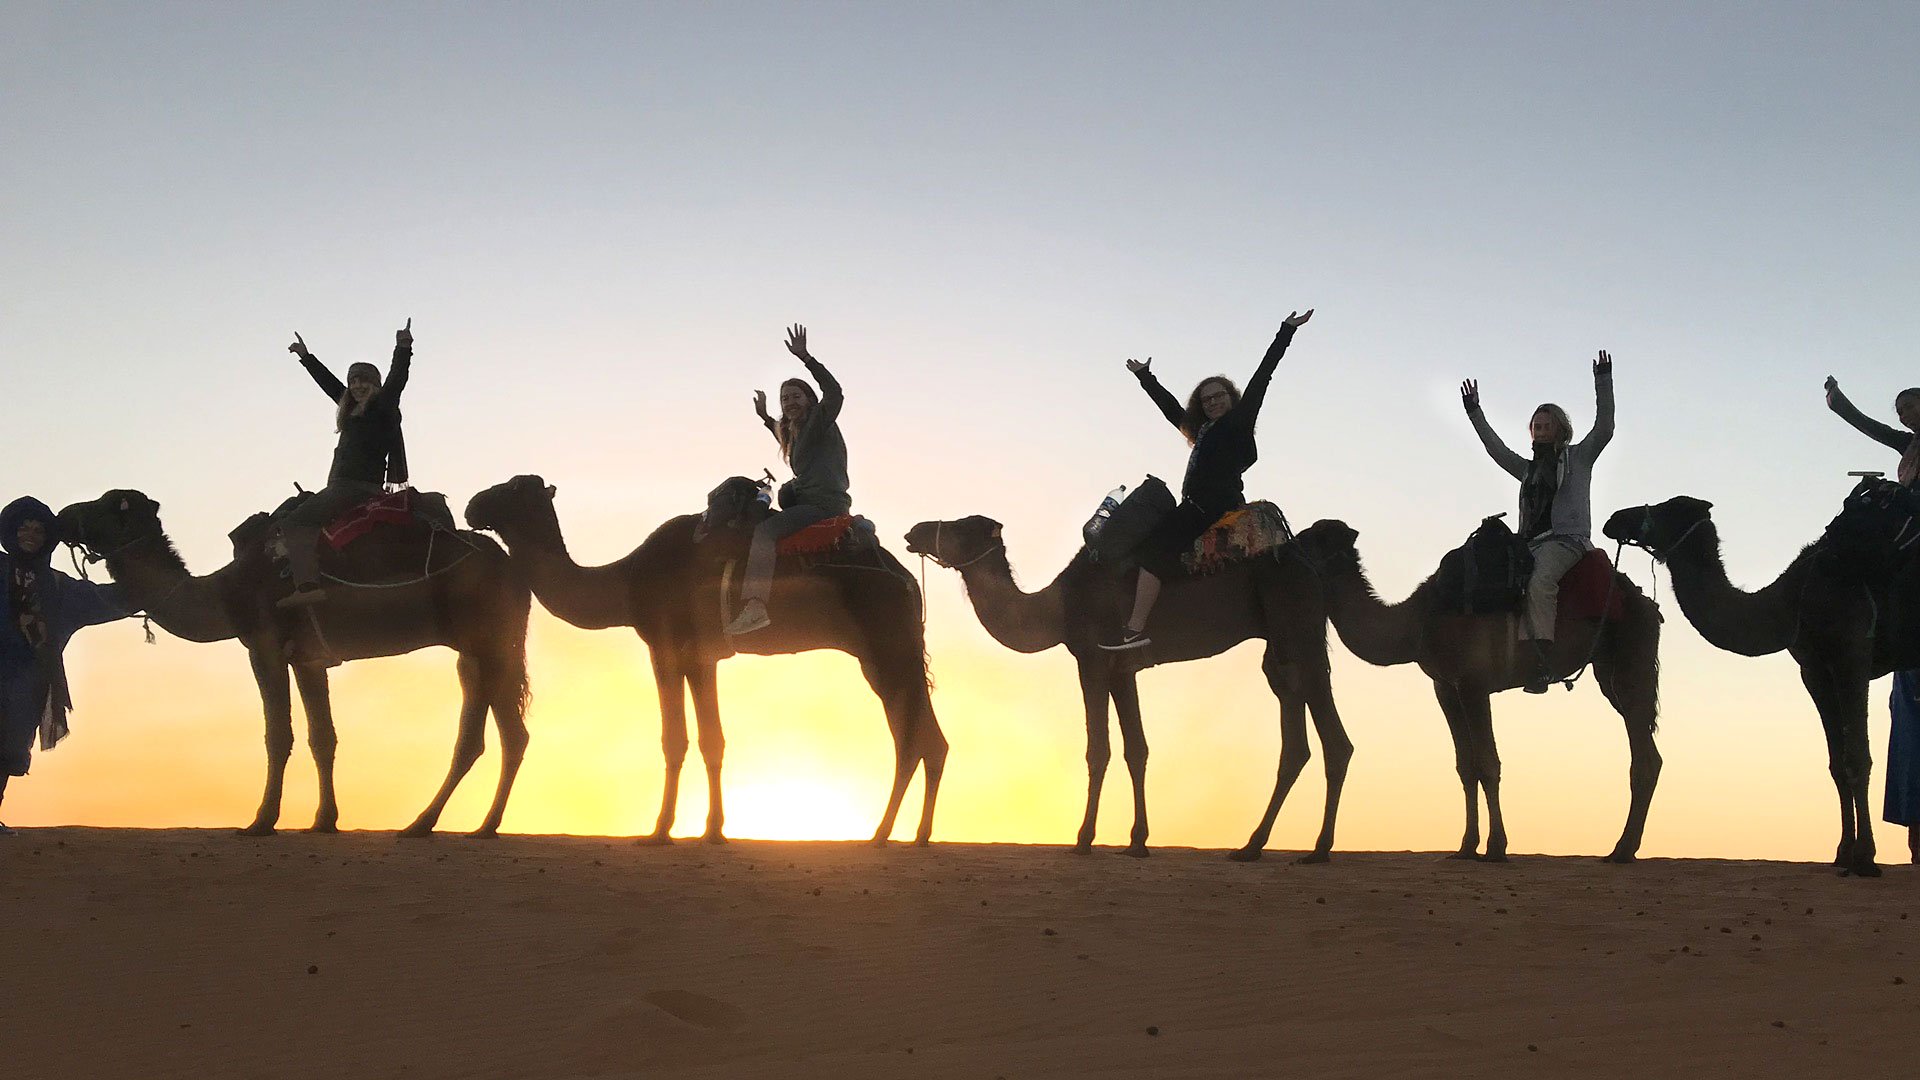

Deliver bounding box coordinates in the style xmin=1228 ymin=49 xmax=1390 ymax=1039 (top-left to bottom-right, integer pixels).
xmin=785 ymin=323 xmax=810 ymax=361
xmin=1126 ymin=356 xmax=1152 ymax=375
xmin=1593 ymin=348 xmax=1611 ymax=372
xmin=1825 ymin=375 xmax=1840 ymax=406
xmin=397 ymin=318 xmax=413 ymax=348
xmin=754 ymin=389 xmax=770 ymax=419
xmin=1460 ymin=379 xmax=1480 ymax=412
xmin=1282 ymin=308 xmax=1314 ymax=329
xmin=288 ymin=332 xmax=310 ymax=358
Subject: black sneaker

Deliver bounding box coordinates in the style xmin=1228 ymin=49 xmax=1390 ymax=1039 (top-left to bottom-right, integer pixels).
xmin=1099 ymin=627 xmax=1152 ymax=651
xmin=1523 ymin=675 xmax=1551 ymax=695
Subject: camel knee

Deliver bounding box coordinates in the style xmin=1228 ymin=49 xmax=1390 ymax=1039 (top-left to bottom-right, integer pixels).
xmin=696 ymin=728 xmax=725 ymax=761
xmin=1278 ymin=745 xmax=1312 ymax=779
xmin=661 ymin=728 xmax=690 ymax=766
xmin=1122 ymin=744 xmax=1149 ymax=773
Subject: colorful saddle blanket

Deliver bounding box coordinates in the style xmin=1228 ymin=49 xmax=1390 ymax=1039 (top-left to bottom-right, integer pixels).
xmin=776 ymin=515 xmax=858 ymax=557
xmin=1558 ymin=549 xmax=1627 ymax=623
xmin=321 ymin=489 xmax=455 ymax=550
xmin=1182 ymin=502 xmax=1293 ymax=574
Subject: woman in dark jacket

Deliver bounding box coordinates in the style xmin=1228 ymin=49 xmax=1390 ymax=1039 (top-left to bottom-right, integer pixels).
xmin=276 ymin=319 xmax=413 ymax=607
xmin=1 ymin=497 xmax=132 ymax=834
xmin=1826 ymin=374 xmax=1920 ymax=863
xmin=1102 ymin=309 xmax=1312 ymax=651
xmin=726 ymin=324 xmax=852 ymax=635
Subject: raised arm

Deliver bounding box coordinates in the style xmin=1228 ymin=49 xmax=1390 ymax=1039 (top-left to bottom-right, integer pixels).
xmin=1461 ymin=379 xmax=1529 ymax=480
xmin=785 ymin=324 xmax=843 ymax=424
xmin=1232 ymin=309 xmax=1312 ymax=426
xmin=382 ymin=319 xmax=413 ymax=405
xmin=1825 ymin=377 xmax=1910 ymax=452
xmin=1579 ymin=350 xmax=1615 ymax=460
xmin=753 ymin=390 xmax=779 ymax=441
xmin=1127 ymin=358 xmax=1186 ymax=431
xmin=288 ymin=333 xmax=345 ymax=400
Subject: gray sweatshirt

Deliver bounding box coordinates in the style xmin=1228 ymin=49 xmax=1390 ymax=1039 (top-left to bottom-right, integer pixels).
xmin=1467 ymin=364 xmax=1614 ymax=547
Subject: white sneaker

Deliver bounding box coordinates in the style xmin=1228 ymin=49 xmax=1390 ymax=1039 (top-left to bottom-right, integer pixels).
xmin=725 ymin=600 xmax=771 ymax=636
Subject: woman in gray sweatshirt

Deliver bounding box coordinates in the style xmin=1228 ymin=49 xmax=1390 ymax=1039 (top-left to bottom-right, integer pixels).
xmin=1460 ymin=351 xmax=1615 ymax=690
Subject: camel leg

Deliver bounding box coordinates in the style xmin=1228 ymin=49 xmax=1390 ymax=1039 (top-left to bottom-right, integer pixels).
xmin=1800 ymin=664 xmax=1859 ymax=870
xmin=1831 ymin=667 xmax=1880 ymax=878
xmin=859 ymin=653 xmax=922 ymax=847
xmin=1073 ymin=654 xmax=1113 ymax=854
xmin=687 ymin=662 xmax=728 ymax=844
xmin=291 ymin=665 xmax=339 ymax=834
xmin=1297 ymin=671 xmax=1354 ymax=864
xmin=1110 ymin=669 xmax=1151 ymax=857
xmin=1463 ymin=692 xmax=1508 ymax=862
xmin=910 ymin=689 xmax=948 ymax=847
xmin=469 ymin=659 xmax=530 ymax=839
xmin=1594 ymin=653 xmax=1662 ymax=863
xmin=1230 ymin=651 xmax=1312 ymax=863
xmin=240 ymin=649 xmax=295 ymax=836
xmin=639 ymin=649 xmax=689 ymax=845
xmin=401 ymin=654 xmax=489 ymax=838
xmin=1433 ymin=681 xmax=1481 ymax=859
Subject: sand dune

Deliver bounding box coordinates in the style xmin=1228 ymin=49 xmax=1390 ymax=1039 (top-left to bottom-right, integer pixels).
xmin=4 ymin=831 xmax=1916 ymax=1079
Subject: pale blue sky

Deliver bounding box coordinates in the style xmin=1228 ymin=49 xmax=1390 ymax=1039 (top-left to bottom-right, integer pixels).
xmin=6 ymin=2 xmax=1920 ymax=852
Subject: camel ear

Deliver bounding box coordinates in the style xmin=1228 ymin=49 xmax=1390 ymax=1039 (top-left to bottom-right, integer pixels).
xmin=990 ymin=524 xmax=1002 ymax=539
xmin=545 ymin=485 xmax=557 ymax=499
xmin=117 ymin=498 xmax=129 ymax=512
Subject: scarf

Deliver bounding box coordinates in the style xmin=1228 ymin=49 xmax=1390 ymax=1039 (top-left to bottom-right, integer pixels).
xmin=1519 ymin=442 xmax=1566 ymax=540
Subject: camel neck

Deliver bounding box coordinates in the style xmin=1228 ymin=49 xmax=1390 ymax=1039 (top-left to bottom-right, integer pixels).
xmin=107 ymin=542 xmax=237 ymax=643
xmin=956 ymin=547 xmax=1066 ymax=654
xmin=496 ymin=515 xmax=637 ymax=630
xmin=1325 ymin=560 xmax=1424 ymax=667
xmin=1663 ymin=522 xmax=1804 ymax=657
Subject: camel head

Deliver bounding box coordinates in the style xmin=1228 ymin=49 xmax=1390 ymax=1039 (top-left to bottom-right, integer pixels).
xmin=57 ymin=490 xmax=166 ymax=561
xmin=464 ymin=475 xmax=558 ymax=537
xmin=1603 ymin=497 xmax=1714 ymax=562
xmin=1291 ymin=519 xmax=1362 ymax=573
xmin=904 ymin=516 xmax=1003 ymax=570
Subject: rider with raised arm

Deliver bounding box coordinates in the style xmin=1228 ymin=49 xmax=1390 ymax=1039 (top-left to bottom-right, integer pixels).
xmin=1460 ymin=350 xmax=1615 ymax=692
xmin=1825 ymin=376 xmax=1920 ymax=486
xmin=726 ymin=324 xmax=851 ymax=636
xmin=1100 ymin=309 xmax=1313 ymax=651
xmin=276 ymin=320 xmax=413 ymax=608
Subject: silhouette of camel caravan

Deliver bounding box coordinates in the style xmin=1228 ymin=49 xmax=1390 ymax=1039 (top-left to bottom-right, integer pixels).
xmin=465 ymin=475 xmax=946 ymax=847
xmin=59 ymin=488 xmax=531 ymax=838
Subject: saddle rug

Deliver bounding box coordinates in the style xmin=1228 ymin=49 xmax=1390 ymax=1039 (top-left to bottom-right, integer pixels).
xmin=777 ymin=514 xmax=857 ymax=557
xmin=1559 ymin=549 xmax=1627 ymax=623
xmin=1182 ymin=502 xmax=1293 ymax=575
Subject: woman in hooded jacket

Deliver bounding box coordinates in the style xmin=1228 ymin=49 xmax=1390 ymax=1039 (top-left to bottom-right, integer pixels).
xmin=276 ymin=319 xmax=413 ymax=607
xmin=1460 ymin=350 xmax=1615 ymax=693
xmin=1823 ymin=374 xmax=1920 ymax=862
xmin=727 ymin=324 xmax=851 ymax=636
xmin=0 ymin=497 xmax=134 ymax=834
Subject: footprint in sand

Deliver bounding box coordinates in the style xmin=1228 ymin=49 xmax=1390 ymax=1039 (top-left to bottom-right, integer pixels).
xmin=642 ymin=989 xmax=747 ymax=1032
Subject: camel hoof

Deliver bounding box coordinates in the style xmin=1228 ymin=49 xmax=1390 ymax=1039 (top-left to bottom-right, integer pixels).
xmin=235 ymin=824 xmax=277 ymax=838
xmin=913 ymin=835 xmax=932 ymax=848
xmin=867 ymin=836 xmax=890 ymax=848
xmin=702 ymin=832 xmax=729 ymax=846
xmin=634 ymin=832 xmax=674 ymax=846
xmin=1444 ymin=850 xmax=1478 ymax=861
xmin=397 ymin=823 xmax=435 ymax=839
xmin=1069 ymin=844 xmax=1093 ymax=856
xmin=1118 ymin=846 xmax=1151 ymax=859
xmin=1296 ymin=851 xmax=1332 ymax=865
xmin=1602 ymin=850 xmax=1636 ymax=864
xmin=466 ymin=828 xmax=500 ymax=840
xmin=306 ymin=823 xmax=339 ymax=835
xmin=1226 ymin=846 xmax=1264 ymax=863
xmin=1842 ymin=858 xmax=1883 ymax=879
xmin=1478 ymin=851 xmax=1509 ymax=864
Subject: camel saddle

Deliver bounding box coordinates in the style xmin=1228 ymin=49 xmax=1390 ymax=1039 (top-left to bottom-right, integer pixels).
xmin=1181 ymin=502 xmax=1295 ymax=575
xmin=1440 ymin=516 xmax=1624 ymax=622
xmin=231 ymin=488 xmax=459 ymax=565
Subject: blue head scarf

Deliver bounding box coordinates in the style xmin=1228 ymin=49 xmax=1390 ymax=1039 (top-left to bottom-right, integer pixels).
xmin=0 ymin=497 xmax=60 ymax=569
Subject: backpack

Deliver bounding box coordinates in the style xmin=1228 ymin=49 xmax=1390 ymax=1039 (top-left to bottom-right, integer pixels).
xmin=1083 ymin=475 xmax=1177 ymax=563
xmin=1454 ymin=514 xmax=1533 ymax=616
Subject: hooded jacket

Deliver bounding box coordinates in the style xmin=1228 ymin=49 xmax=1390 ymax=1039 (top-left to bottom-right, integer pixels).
xmin=1 ymin=497 xmax=132 ymax=767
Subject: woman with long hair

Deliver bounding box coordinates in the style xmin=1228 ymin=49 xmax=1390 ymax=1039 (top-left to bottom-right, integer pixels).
xmin=1825 ymin=374 xmax=1920 ymax=863
xmin=276 ymin=319 xmax=413 ymax=607
xmin=726 ymin=323 xmax=850 ymax=636
xmin=1459 ymin=350 xmax=1615 ymax=692
xmin=1101 ymin=309 xmax=1313 ymax=651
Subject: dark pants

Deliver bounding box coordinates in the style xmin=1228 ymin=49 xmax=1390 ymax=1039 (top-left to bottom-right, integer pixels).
xmin=1137 ymin=499 xmax=1222 ymax=578
xmin=279 ymin=480 xmax=382 ymax=587
xmin=741 ymin=504 xmax=837 ymax=606
xmin=1888 ymin=671 xmax=1920 ymax=827
xmin=1 ymin=672 xmax=49 ymax=778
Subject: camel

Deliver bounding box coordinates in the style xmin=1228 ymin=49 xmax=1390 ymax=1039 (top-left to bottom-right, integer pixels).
xmin=1603 ymin=494 xmax=1920 ymax=877
xmin=1289 ymin=520 xmax=1664 ymax=863
xmin=903 ymin=514 xmax=1350 ymax=861
xmin=463 ymin=475 xmax=945 ymax=845
xmin=58 ymin=490 xmax=531 ymax=837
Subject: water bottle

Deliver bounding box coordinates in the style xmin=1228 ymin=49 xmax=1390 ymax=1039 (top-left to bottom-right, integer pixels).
xmin=1083 ymin=484 xmax=1128 ymax=544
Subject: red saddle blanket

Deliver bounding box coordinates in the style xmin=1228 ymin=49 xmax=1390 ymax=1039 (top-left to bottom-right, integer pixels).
xmin=322 ymin=490 xmax=415 ymax=550
xmin=1560 ymin=549 xmax=1627 ymax=623
xmin=776 ymin=515 xmax=856 ymax=557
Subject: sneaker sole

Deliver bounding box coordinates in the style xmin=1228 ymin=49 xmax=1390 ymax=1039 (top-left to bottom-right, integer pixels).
xmin=1098 ymin=638 xmax=1152 ymax=652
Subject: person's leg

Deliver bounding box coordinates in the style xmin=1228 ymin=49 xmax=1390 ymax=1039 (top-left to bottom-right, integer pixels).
xmin=0 ymin=676 xmax=36 ymax=833
xmin=1885 ymin=671 xmax=1920 ymax=863
xmin=1522 ymin=540 xmax=1585 ymax=643
xmin=1125 ymin=571 xmax=1163 ymax=635
xmin=1103 ymin=503 xmax=1211 ymax=650
xmin=277 ymin=482 xmax=380 ymax=604
xmin=728 ymin=505 xmax=836 ymax=633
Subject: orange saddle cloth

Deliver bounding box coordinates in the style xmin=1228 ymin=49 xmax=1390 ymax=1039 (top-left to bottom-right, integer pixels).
xmin=1181 ymin=502 xmax=1292 ymax=574
xmin=776 ymin=515 xmax=856 ymax=557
